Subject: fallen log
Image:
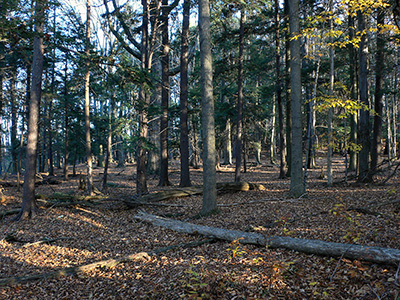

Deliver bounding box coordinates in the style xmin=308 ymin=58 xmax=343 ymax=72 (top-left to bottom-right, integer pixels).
xmin=0 ymin=239 xmax=213 ymax=286
xmin=134 ymin=211 xmax=400 ymax=266
xmin=124 ymin=182 xmax=266 ymax=207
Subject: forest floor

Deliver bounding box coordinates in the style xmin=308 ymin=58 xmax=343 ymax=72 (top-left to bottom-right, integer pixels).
xmin=0 ymin=155 xmax=399 ymax=299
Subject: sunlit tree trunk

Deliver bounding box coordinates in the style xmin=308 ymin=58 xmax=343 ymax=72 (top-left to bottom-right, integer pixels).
xmin=289 ymin=0 xmax=304 ymax=197
xmin=10 ymin=69 xmax=18 ymax=174
xmin=179 ymin=0 xmax=191 ymax=187
xmin=16 ymin=0 xmax=47 ymax=220
xmin=275 ymin=0 xmax=286 ymax=178
xmin=84 ymin=0 xmax=94 ymax=195
xmin=199 ymin=0 xmax=217 ymax=215
xmin=63 ymin=56 xmax=69 ymax=180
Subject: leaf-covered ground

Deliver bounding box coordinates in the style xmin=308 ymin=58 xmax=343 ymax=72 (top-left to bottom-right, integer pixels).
xmin=1 ymin=157 xmax=399 ymax=299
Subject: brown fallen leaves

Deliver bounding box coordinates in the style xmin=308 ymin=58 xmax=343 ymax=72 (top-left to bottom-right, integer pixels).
xmin=0 ymin=159 xmax=399 ymax=299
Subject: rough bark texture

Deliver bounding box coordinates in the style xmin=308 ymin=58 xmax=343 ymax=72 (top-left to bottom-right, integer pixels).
xmin=17 ymin=0 xmax=46 ymax=220
xmin=288 ymin=0 xmax=304 ymax=196
xmin=84 ymin=0 xmax=93 ymax=195
xmin=198 ymin=0 xmax=217 ymax=215
xmin=159 ymin=0 xmax=170 ymax=187
xmin=179 ymin=0 xmax=191 ymax=187
xmin=348 ymin=15 xmax=358 ymax=172
xmin=134 ymin=212 xmax=400 ymax=266
xmin=357 ymin=11 xmax=371 ymax=183
xmin=234 ymin=9 xmax=245 ymax=183
xmin=137 ymin=0 xmax=150 ymax=195
xmin=371 ymin=9 xmax=384 ymax=174
xmin=275 ymin=0 xmax=286 ymax=178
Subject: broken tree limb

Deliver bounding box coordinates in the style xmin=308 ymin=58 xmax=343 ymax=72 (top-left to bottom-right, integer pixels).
xmin=124 ymin=182 xmax=266 ymax=208
xmin=0 ymin=239 xmax=213 ymax=286
xmin=134 ymin=211 xmax=400 ymax=266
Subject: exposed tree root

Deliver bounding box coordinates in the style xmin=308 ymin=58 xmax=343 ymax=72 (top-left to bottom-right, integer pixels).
xmin=0 ymin=239 xmax=214 ymax=286
xmin=134 ymin=211 xmax=400 ymax=266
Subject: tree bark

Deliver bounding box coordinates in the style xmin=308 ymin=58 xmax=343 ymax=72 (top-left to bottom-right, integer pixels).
xmin=134 ymin=212 xmax=400 ymax=266
xmin=275 ymin=0 xmax=286 ymax=178
xmin=84 ymin=0 xmax=94 ymax=195
xmin=198 ymin=0 xmax=217 ymax=215
xmin=289 ymin=0 xmax=304 ymax=196
xmin=234 ymin=8 xmax=245 ymax=183
xmin=179 ymin=0 xmax=191 ymax=187
xmin=284 ymin=0 xmax=292 ymax=178
xmin=348 ymin=15 xmax=358 ymax=172
xmin=327 ymin=3 xmax=334 ymax=187
xmin=371 ymin=9 xmax=384 ymax=174
xmin=159 ymin=0 xmax=170 ymax=187
xmin=16 ymin=0 xmax=47 ymax=220
xmin=357 ymin=11 xmax=371 ymax=183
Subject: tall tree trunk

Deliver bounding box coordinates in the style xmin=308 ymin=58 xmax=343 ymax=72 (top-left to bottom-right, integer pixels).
xmin=275 ymin=0 xmax=286 ymax=178
xmin=137 ymin=0 xmax=151 ymax=195
xmin=234 ymin=8 xmax=245 ymax=183
xmin=179 ymin=0 xmax=191 ymax=187
xmin=284 ymin=0 xmax=292 ymax=178
xmin=84 ymin=0 xmax=93 ymax=195
xmin=348 ymin=14 xmax=358 ymax=172
xmin=327 ymin=3 xmax=334 ymax=187
xmin=10 ymin=69 xmax=18 ymax=174
xmin=159 ymin=0 xmax=170 ymax=186
xmin=0 ymin=71 xmax=3 ymax=175
xmin=371 ymin=9 xmax=384 ymax=174
xmin=357 ymin=11 xmax=371 ymax=183
xmin=270 ymin=96 xmax=276 ymax=164
xmin=16 ymin=0 xmax=46 ymax=220
xmin=198 ymin=0 xmax=217 ymax=215
xmin=63 ymin=56 xmax=69 ymax=180
xmin=289 ymin=0 xmax=304 ymax=197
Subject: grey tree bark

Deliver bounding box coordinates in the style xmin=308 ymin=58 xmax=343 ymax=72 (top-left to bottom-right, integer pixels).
xmin=288 ymin=0 xmax=304 ymax=197
xmin=16 ymin=0 xmax=47 ymax=220
xmin=234 ymin=8 xmax=245 ymax=183
xmin=198 ymin=0 xmax=217 ymax=215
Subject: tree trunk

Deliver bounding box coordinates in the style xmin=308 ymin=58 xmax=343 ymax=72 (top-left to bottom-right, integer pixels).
xmin=357 ymin=11 xmax=371 ymax=183
xmin=284 ymin=0 xmax=292 ymax=178
xmin=135 ymin=212 xmax=400 ymax=266
xmin=16 ymin=0 xmax=46 ymax=220
xmin=270 ymin=96 xmax=276 ymax=164
xmin=348 ymin=15 xmax=358 ymax=172
xmin=84 ymin=0 xmax=94 ymax=195
xmin=371 ymin=9 xmax=384 ymax=174
xmin=159 ymin=0 xmax=170 ymax=187
xmin=179 ymin=0 xmax=191 ymax=187
xmin=327 ymin=5 xmax=334 ymax=187
xmin=63 ymin=56 xmax=69 ymax=180
xmin=137 ymin=0 xmax=151 ymax=195
xmin=275 ymin=0 xmax=286 ymax=178
xmin=198 ymin=0 xmax=217 ymax=215
xmin=289 ymin=0 xmax=304 ymax=197
xmin=234 ymin=8 xmax=245 ymax=183
xmin=11 ymin=69 xmax=18 ymax=175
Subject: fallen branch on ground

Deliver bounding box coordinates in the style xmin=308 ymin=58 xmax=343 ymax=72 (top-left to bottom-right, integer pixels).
xmin=124 ymin=182 xmax=266 ymax=208
xmin=134 ymin=211 xmax=400 ymax=266
xmin=0 ymin=239 xmax=214 ymax=286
